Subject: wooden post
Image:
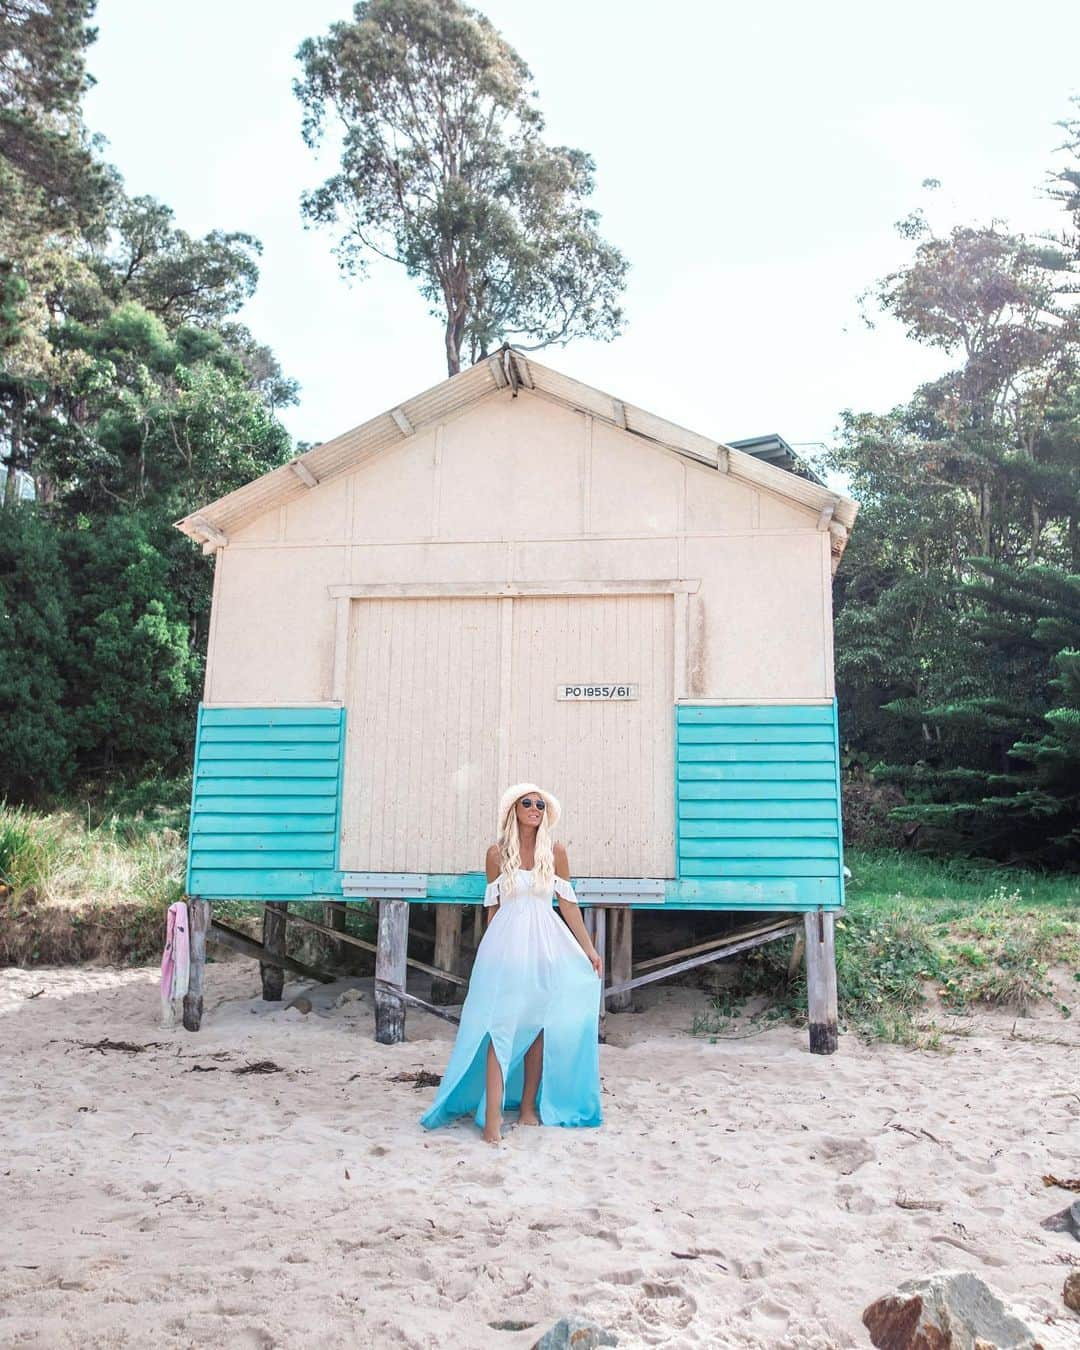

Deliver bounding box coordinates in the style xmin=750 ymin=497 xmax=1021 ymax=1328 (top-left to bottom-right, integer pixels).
xmin=323 ymin=900 xmax=348 ymax=967
xmin=431 ymin=903 xmax=463 ymax=1005
xmin=182 ymin=900 xmax=210 ymax=1032
xmin=804 ymin=910 xmax=838 ymax=1054
xmin=374 ymin=899 xmax=409 ymax=1044
xmin=260 ymin=901 xmax=288 ymax=1001
xmin=787 ymin=930 xmax=806 ymax=983
xmin=584 ymin=907 xmax=607 ymax=1043
xmin=472 ymin=903 xmax=483 ymax=953
xmin=595 ymin=908 xmax=607 ymax=1043
xmin=608 ymin=908 xmax=633 ymax=1012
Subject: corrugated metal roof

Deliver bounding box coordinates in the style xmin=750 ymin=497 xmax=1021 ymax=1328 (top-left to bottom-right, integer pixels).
xmin=176 ymin=346 xmax=858 ymax=565
xmin=728 ymin=434 xmax=827 ymax=488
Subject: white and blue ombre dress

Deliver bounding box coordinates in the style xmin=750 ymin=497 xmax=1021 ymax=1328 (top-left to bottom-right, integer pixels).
xmin=419 ymin=868 xmax=603 ymax=1130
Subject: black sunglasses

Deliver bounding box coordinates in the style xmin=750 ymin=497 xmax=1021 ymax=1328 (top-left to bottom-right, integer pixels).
xmin=519 ymin=797 xmax=546 ymax=811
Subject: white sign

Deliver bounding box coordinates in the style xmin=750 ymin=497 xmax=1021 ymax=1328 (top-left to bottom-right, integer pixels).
xmin=557 ymin=683 xmax=639 ymax=701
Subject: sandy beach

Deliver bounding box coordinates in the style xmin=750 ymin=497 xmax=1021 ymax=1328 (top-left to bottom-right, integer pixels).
xmin=1 ymin=961 xmax=1078 ymax=1349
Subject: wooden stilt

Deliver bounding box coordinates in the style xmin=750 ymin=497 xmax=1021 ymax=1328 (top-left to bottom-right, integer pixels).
xmin=182 ymin=899 xmax=210 ymax=1032
xmin=260 ymin=901 xmax=288 ymax=1001
xmin=608 ymin=907 xmax=633 ymax=1012
xmin=804 ymin=910 xmax=838 ymax=1054
xmin=595 ymin=908 xmax=607 ymax=1042
xmin=431 ymin=904 xmax=463 ymax=1005
xmin=583 ymin=908 xmax=608 ymax=1042
xmin=374 ymin=899 xmax=409 ymax=1045
xmin=324 ymin=900 xmax=347 ymax=965
xmin=787 ymin=931 xmax=806 ymax=983
xmin=472 ymin=903 xmax=483 ymax=953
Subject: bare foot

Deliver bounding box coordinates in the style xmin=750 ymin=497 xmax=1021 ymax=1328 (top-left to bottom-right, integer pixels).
xmin=483 ymin=1122 xmax=502 ymax=1145
xmin=519 ymin=1107 xmax=540 ymax=1126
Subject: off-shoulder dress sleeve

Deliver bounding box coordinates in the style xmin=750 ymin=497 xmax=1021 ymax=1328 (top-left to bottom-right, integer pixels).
xmin=552 ymin=877 xmax=578 ymax=904
xmin=483 ymin=878 xmax=501 ymax=907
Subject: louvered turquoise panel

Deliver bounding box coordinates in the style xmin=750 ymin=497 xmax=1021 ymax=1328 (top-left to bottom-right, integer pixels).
xmin=186 ymin=706 xmax=345 ymax=900
xmin=674 ymin=702 xmax=844 ymax=910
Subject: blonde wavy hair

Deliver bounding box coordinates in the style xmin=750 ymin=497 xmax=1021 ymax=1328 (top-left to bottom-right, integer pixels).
xmin=498 ymin=795 xmax=556 ymax=895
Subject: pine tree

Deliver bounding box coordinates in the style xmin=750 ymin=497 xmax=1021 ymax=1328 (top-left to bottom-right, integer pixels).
xmin=883 ymin=560 xmax=1080 ymax=864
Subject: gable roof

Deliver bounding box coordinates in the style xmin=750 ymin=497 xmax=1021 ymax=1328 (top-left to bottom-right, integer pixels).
xmin=176 ymin=346 xmax=858 ymax=569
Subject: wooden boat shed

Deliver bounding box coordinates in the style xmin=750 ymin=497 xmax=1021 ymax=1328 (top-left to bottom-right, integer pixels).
xmin=176 ymin=348 xmax=859 ymax=1053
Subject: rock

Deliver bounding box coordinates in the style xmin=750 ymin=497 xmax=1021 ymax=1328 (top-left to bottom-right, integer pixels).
xmin=1065 ymin=1271 xmax=1080 ymax=1313
xmin=530 ymin=1316 xmax=618 ymax=1349
xmin=863 ymin=1270 xmax=1048 ymax=1349
xmin=285 ymin=996 xmax=312 ymax=1014
xmin=1040 ymin=1201 xmax=1080 ymax=1240
xmin=335 ymin=988 xmax=363 ymax=1007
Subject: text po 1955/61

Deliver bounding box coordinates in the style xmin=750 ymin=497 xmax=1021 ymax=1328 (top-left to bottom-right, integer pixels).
xmin=556 ymin=684 xmax=639 ymax=701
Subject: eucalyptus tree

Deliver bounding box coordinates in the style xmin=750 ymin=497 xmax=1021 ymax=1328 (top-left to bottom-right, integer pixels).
xmin=295 ymin=0 xmax=627 ymax=374
xmin=873 ymin=217 xmax=1076 ymax=565
xmin=89 ymin=195 xmax=262 ymax=329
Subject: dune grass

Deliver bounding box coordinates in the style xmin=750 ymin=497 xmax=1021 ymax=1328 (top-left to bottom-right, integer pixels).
xmin=0 ymin=781 xmax=376 ymax=966
xmin=0 ymin=780 xmax=190 ymax=964
xmin=695 ymin=848 xmax=1080 ymax=1045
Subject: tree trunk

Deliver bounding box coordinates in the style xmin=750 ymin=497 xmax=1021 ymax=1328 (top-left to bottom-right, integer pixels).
xmin=979 ymin=480 xmax=993 ymax=558
xmin=443 ymin=276 xmax=468 ymax=376
xmin=3 ymin=414 xmax=23 ymax=507
xmin=444 ymin=309 xmax=465 ymax=376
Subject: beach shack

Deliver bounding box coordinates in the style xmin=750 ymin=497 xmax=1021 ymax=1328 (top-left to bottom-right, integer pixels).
xmin=176 ymin=348 xmax=858 ymax=1053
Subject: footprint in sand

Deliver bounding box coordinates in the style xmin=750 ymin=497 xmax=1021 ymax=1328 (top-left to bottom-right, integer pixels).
xmin=816 ymin=1135 xmax=875 ymax=1175
xmin=635 ymin=1280 xmax=698 ymax=1331
xmin=599 ymin=1267 xmax=646 ymax=1285
xmin=834 ymin=1181 xmax=877 ymax=1214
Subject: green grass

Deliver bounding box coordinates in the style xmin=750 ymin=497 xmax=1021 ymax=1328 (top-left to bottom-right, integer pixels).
xmin=0 ymin=785 xmax=190 ymax=964
xmin=0 ymin=781 xmax=379 ymax=965
xmin=844 ymin=847 xmax=1080 ymax=913
xmin=697 ymin=848 xmax=1080 ymax=1046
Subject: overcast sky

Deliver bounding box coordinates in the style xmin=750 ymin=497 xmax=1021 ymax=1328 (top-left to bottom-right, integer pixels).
xmin=84 ymin=1 xmax=1079 ymax=464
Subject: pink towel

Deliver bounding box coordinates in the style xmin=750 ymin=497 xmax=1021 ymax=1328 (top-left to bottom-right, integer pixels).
xmin=161 ymin=901 xmax=191 ymax=1022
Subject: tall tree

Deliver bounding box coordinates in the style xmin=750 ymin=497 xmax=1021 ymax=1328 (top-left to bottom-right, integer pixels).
xmin=0 ymin=0 xmax=110 ymax=253
xmin=873 ymin=218 xmax=1075 ymax=565
xmin=834 ymin=145 xmax=1080 ymax=862
xmin=88 ymin=194 xmax=262 ymax=328
xmin=886 ymin=558 xmax=1080 ymax=863
xmin=295 ymin=0 xmax=627 ymax=374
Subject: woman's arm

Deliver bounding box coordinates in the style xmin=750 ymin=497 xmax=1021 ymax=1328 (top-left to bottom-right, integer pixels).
xmin=554 ymin=844 xmax=603 ymax=979
xmin=482 ymin=843 xmax=500 ymax=930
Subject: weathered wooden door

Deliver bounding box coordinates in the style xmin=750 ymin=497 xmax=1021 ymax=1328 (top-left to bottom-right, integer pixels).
xmin=340 ymin=597 xmax=503 ymax=873
xmin=340 ymin=592 xmax=675 ymax=876
xmin=508 ymin=594 xmax=675 ymax=876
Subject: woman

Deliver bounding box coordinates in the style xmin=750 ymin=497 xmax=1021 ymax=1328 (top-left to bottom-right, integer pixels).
xmin=419 ymin=783 xmax=604 ymax=1143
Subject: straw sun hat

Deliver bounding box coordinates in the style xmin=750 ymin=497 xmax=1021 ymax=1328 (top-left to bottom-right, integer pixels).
xmin=497 ymin=782 xmax=562 ymax=831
